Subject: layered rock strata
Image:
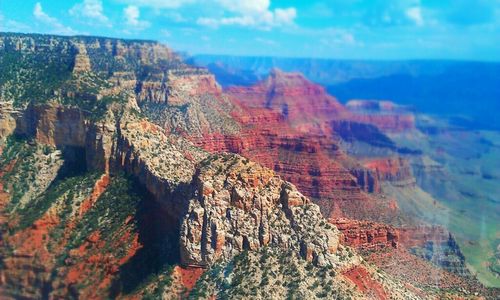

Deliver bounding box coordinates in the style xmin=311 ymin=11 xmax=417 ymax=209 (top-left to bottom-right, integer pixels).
xmin=363 ymin=157 xmax=416 ymax=187
xmin=332 ymin=218 xmax=399 ymax=250
xmin=346 ymin=100 xmax=416 ymax=133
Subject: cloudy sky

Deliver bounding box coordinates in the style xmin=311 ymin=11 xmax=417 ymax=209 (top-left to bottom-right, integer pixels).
xmin=1 ymin=0 xmax=499 ymax=60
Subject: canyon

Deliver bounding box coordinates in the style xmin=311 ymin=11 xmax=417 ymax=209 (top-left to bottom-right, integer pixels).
xmin=0 ymin=33 xmax=497 ymax=299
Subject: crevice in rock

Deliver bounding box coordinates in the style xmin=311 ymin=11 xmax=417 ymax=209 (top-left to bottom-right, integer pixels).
xmin=109 ymin=182 xmax=180 ymax=297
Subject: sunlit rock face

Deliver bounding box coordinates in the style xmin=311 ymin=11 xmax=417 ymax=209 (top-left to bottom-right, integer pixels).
xmin=180 ymin=154 xmax=340 ymax=268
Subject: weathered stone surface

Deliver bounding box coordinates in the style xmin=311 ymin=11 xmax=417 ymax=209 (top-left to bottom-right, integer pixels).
xmin=0 ymin=102 xmax=17 ymax=145
xmin=180 ymin=154 xmax=340 ymax=268
xmin=332 ymin=218 xmax=399 ymax=250
xmin=15 ymin=104 xmax=87 ymax=148
xmin=72 ymin=42 xmax=92 ymax=73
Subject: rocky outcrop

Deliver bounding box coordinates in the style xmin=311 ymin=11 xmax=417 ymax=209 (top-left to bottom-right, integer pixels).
xmin=72 ymin=42 xmax=92 ymax=73
xmin=332 ymin=218 xmax=399 ymax=250
xmin=346 ymin=100 xmax=416 ymax=133
xmin=180 ymin=154 xmax=341 ymax=268
xmin=133 ymin=68 xmax=220 ymax=105
xmin=10 ymin=105 xmax=346 ymax=274
xmin=166 ymin=70 xmax=222 ymax=103
xmin=0 ymin=102 xmax=18 ymax=145
xmin=15 ymin=103 xmax=87 ymax=148
xmin=26 ymin=108 xmax=347 ymax=277
xmin=138 ymin=70 xmax=240 ymax=137
xmin=111 ymin=115 xmax=207 ymax=222
xmin=363 ymin=157 xmax=416 ymax=187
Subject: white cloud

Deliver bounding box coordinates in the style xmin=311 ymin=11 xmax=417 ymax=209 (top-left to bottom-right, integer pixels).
xmin=4 ymin=20 xmax=32 ymax=32
xmin=117 ymin=0 xmax=196 ymax=9
xmin=117 ymin=0 xmax=296 ymax=29
xmin=197 ymin=1 xmax=296 ymax=29
xmin=1 ymin=12 xmax=31 ymax=32
xmin=160 ymin=29 xmax=171 ymax=37
xmin=33 ymin=2 xmax=77 ymax=35
xmin=216 ymin=0 xmax=270 ymax=14
xmin=255 ymin=37 xmax=278 ymax=46
xmin=198 ymin=16 xmax=256 ymax=27
xmin=406 ymin=6 xmax=424 ymax=26
xmin=69 ymin=0 xmax=111 ymax=26
xmin=274 ymin=8 xmax=297 ymax=25
xmin=163 ymin=11 xmax=187 ymax=23
xmin=318 ymin=28 xmax=360 ymax=47
xmin=124 ymin=5 xmax=151 ymax=30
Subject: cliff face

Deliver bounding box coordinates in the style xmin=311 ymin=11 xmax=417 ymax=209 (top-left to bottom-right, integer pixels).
xmin=0 ymin=102 xmax=17 ymax=145
xmin=180 ymin=154 xmax=340 ymax=268
xmin=332 ymin=218 xmax=470 ymax=276
xmin=112 ymin=115 xmax=208 ymax=223
xmin=363 ymin=157 xmax=416 ymax=187
xmin=226 ymin=69 xmax=348 ymax=130
xmin=346 ymin=100 xmax=416 ymax=133
xmin=15 ymin=104 xmax=87 ymax=148
xmin=138 ymin=71 xmax=240 ymax=137
xmin=332 ymin=218 xmax=399 ymax=250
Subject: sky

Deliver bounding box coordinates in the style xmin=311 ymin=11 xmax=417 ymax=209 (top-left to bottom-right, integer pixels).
xmin=0 ymin=0 xmax=499 ymax=60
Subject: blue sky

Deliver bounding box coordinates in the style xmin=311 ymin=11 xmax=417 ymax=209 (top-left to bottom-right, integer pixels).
xmin=0 ymin=0 xmax=499 ymax=60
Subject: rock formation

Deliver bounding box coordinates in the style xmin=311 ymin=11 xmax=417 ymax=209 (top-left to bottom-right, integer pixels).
xmin=346 ymin=100 xmax=416 ymax=133
xmin=363 ymin=157 xmax=416 ymax=187
xmin=226 ymin=69 xmax=348 ymax=131
xmin=180 ymin=154 xmax=340 ymax=268
xmin=0 ymin=102 xmax=18 ymax=144
xmin=15 ymin=104 xmax=87 ymax=148
xmin=72 ymin=42 xmax=92 ymax=73
xmin=332 ymin=218 xmax=399 ymax=250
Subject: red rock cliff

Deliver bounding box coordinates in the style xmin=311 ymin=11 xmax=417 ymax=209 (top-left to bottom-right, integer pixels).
xmin=332 ymin=218 xmax=399 ymax=250
xmin=363 ymin=157 xmax=416 ymax=187
xmin=346 ymin=100 xmax=416 ymax=133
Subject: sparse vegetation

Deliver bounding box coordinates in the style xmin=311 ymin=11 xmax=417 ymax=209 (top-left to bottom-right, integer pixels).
xmin=188 ymin=247 xmax=352 ymax=299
